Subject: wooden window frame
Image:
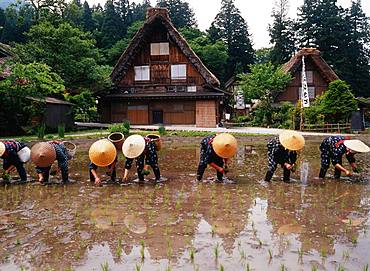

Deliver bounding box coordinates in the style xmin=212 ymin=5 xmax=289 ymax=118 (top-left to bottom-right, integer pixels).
xmin=150 ymin=42 xmax=169 ymax=56
xmin=134 ymin=66 xmax=150 ymax=81
xmin=171 ymin=64 xmax=187 ymax=80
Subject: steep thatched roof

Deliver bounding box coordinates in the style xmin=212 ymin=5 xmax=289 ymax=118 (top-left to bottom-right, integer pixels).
xmin=111 ymin=8 xmax=220 ymax=87
xmin=282 ymin=48 xmax=339 ymax=82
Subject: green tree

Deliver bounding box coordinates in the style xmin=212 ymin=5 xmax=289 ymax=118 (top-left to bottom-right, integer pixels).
xmin=100 ymin=0 xmax=123 ymax=48
xmin=15 ymin=22 xmax=109 ymax=91
xmin=105 ymin=20 xmax=144 ymax=65
xmin=0 ymin=3 xmax=34 ymax=43
xmin=269 ymin=0 xmax=295 ymax=65
xmin=255 ymin=47 xmax=273 ymax=64
xmin=156 ymin=0 xmax=197 ymax=28
xmin=316 ymin=80 xmax=358 ymax=123
xmin=82 ymin=0 xmax=95 ymax=32
xmin=0 ymin=62 xmax=65 ymax=135
xmin=130 ymin=0 xmax=151 ymax=22
xmin=65 ymin=90 xmax=97 ymax=122
xmin=209 ymin=0 xmax=255 ymax=79
xmin=64 ymin=0 xmax=83 ymax=27
xmin=239 ymin=62 xmax=292 ymax=125
xmin=341 ymin=0 xmax=370 ymax=97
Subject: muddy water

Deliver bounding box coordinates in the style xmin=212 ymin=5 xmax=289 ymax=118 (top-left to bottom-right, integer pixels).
xmin=1 ymin=137 xmax=370 ymax=271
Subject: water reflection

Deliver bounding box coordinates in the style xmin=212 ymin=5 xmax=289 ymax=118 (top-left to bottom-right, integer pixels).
xmin=0 ymin=137 xmax=369 ymax=270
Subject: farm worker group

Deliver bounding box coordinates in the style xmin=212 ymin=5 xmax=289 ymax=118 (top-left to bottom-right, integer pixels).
xmin=0 ymin=131 xmax=369 ymax=184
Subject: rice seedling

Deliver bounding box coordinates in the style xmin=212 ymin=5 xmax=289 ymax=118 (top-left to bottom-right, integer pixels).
xmin=140 ymin=240 xmax=145 ymax=260
xmin=280 ymin=264 xmax=286 ymax=271
xmin=337 ymin=265 xmax=345 ymax=271
xmin=246 ymin=263 xmax=251 ymax=271
xmin=74 ymin=251 xmax=81 ymax=260
xmin=219 ymin=264 xmax=224 ymax=271
xmin=214 ymin=243 xmax=219 ymax=260
xmin=165 ymin=266 xmax=172 ymax=271
xmin=212 ymin=225 xmax=216 ymax=237
xmin=342 ymin=250 xmax=350 ymax=261
xmin=100 ymin=262 xmax=109 ymax=271
xmin=116 ymin=246 xmax=122 ymax=258
xmin=363 ymin=264 xmax=369 ymax=271
xmin=189 ymin=247 xmax=195 ymax=263
xmin=239 ymin=249 xmax=246 ymax=261
xmin=297 ymin=248 xmax=303 ymax=262
xmin=321 ymin=247 xmax=327 ymax=258
xmin=257 ymin=239 xmax=263 ymax=247
xmin=135 ymin=263 xmax=141 ymax=271
xmin=268 ymin=248 xmax=273 ymax=260
xmin=351 ymin=236 xmax=358 ymax=245
xmin=167 ymin=240 xmax=173 ymax=259
xmin=15 ymin=239 xmax=21 ymax=246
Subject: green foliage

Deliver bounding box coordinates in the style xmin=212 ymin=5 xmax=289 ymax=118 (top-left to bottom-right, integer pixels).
xmin=158 ymin=124 xmax=166 ymax=135
xmin=0 ymin=62 xmax=65 ymax=136
xmin=15 ymin=22 xmax=108 ymax=91
xmin=58 ymin=123 xmax=65 ymax=138
xmin=108 ymin=122 xmax=130 ymax=136
xmin=318 ymin=80 xmax=358 ymax=123
xmin=65 ymin=90 xmax=97 ymax=122
xmin=209 ymin=0 xmax=255 ymax=78
xmin=156 ymin=0 xmax=196 ymax=29
xmin=239 ymin=62 xmax=292 ymax=126
xmin=268 ymin=0 xmax=295 ymax=65
xmin=36 ymin=123 xmax=46 ymax=139
xmin=184 ymin=30 xmax=228 ymax=82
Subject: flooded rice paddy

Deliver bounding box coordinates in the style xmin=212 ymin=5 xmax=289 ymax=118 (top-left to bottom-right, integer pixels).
xmin=1 ymin=136 xmax=370 ymax=271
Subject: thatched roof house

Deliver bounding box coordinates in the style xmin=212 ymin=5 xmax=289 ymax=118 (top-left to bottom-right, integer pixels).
xmin=276 ymin=48 xmax=339 ymax=103
xmin=99 ymin=8 xmax=227 ymax=127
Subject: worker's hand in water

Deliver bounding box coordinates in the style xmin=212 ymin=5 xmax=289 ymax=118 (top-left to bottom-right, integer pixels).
xmin=94 ymin=177 xmax=101 ymax=185
xmin=284 ymin=163 xmax=293 ymax=170
xmin=218 ymin=167 xmax=226 ymax=174
xmin=344 ymin=169 xmax=352 ymax=177
xmin=38 ymin=176 xmax=44 ymax=183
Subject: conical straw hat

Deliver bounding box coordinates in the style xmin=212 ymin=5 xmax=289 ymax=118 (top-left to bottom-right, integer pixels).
xmin=89 ymin=139 xmax=117 ymax=167
xmin=122 ymin=135 xmax=145 ymax=159
xmin=279 ymin=130 xmax=305 ymax=151
xmin=31 ymin=142 xmax=56 ymax=167
xmin=18 ymin=146 xmax=31 ymax=163
xmin=344 ymin=140 xmax=370 ymax=153
xmin=0 ymin=142 xmax=5 ymax=157
xmin=212 ymin=133 xmax=237 ymax=159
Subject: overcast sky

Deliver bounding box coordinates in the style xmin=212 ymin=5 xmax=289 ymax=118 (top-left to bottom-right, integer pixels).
xmin=86 ymin=0 xmax=370 ymax=49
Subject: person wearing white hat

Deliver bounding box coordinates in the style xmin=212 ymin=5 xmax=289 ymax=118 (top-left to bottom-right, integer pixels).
xmin=0 ymin=140 xmax=29 ymax=183
xmin=319 ymin=136 xmax=370 ymax=179
xmin=264 ymin=131 xmax=305 ymax=182
xmin=122 ymin=135 xmax=161 ymax=183
xmin=196 ymin=134 xmax=237 ymax=182
xmin=34 ymin=141 xmax=71 ymax=184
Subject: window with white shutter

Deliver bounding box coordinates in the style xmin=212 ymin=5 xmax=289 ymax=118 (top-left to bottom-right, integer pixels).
xmin=171 ymin=64 xmax=186 ymax=80
xmin=134 ymin=66 xmax=150 ymax=81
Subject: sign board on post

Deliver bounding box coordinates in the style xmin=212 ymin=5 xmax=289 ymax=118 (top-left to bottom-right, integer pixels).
xmin=301 ymin=56 xmax=310 ymax=108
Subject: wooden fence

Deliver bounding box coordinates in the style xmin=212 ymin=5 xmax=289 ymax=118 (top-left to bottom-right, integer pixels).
xmin=301 ymin=123 xmax=351 ymax=133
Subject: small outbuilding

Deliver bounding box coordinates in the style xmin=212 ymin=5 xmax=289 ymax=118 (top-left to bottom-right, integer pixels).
xmin=278 ymin=48 xmax=339 ymax=103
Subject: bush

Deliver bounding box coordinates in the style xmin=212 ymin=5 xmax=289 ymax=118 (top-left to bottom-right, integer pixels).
xmin=158 ymin=124 xmax=166 ymax=135
xmin=235 ymin=115 xmax=251 ymax=123
xmin=58 ymin=123 xmax=65 ymax=138
xmin=108 ymin=122 xmax=130 ymax=136
xmin=36 ymin=123 xmax=46 ymax=139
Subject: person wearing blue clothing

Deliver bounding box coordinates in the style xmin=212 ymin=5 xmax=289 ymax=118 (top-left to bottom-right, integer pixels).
xmin=89 ymin=157 xmax=117 ymax=185
xmin=196 ymin=133 xmax=237 ymax=182
xmin=122 ymin=135 xmax=161 ymax=183
xmin=264 ymin=131 xmax=305 ymax=183
xmin=319 ymin=136 xmax=370 ymax=178
xmin=35 ymin=141 xmax=71 ymax=184
xmin=0 ymin=140 xmax=28 ymax=182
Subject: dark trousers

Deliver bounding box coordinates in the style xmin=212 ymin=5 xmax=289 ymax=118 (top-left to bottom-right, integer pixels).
xmin=265 ymin=164 xmax=291 ymax=182
xmin=3 ymin=158 xmax=27 ymax=181
xmin=137 ymin=162 xmax=160 ymax=181
xmin=37 ymin=166 xmax=68 ymax=183
xmin=89 ymin=165 xmax=116 ymax=182
xmin=197 ymin=159 xmax=224 ymax=181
